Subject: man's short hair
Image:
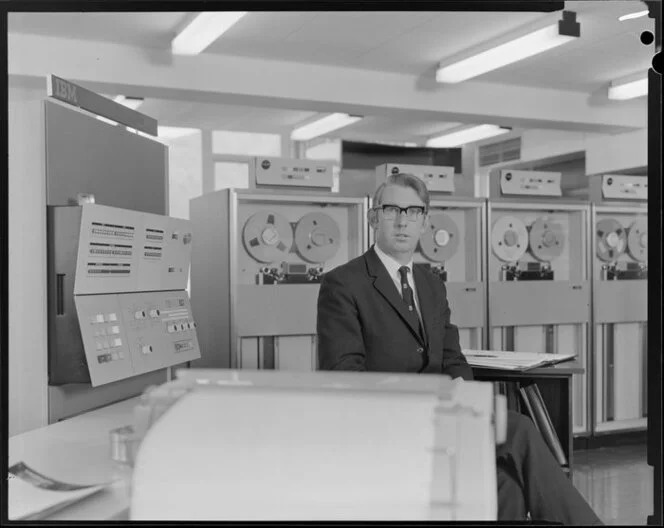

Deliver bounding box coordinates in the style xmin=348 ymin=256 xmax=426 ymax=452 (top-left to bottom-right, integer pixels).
xmin=372 ymin=173 xmax=430 ymax=211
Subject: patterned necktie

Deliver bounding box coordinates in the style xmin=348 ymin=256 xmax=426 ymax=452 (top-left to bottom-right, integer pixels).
xmin=398 ymin=266 xmax=424 ymax=341
xmin=398 ymin=266 xmax=416 ymax=312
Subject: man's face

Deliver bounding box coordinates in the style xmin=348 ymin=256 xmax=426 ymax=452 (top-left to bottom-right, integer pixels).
xmin=370 ymin=184 xmax=428 ymax=261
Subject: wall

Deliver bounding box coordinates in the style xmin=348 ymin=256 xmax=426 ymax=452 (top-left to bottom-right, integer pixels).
xmin=8 ymin=82 xmax=49 ymax=436
xmin=520 ymin=129 xmax=591 ymax=163
xmin=305 ymin=139 xmax=342 ymax=192
xmin=474 ymin=127 xmax=646 ymax=197
xmin=164 ymin=132 xmax=203 ymax=220
xmin=585 ymin=128 xmax=648 ymax=176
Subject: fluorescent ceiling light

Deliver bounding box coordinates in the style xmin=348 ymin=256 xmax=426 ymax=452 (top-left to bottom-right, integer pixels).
xmin=172 ymin=12 xmax=247 ymax=55
xmin=291 ymin=113 xmax=362 ymax=141
xmin=126 ymin=127 xmax=157 ymax=140
xmin=618 ymin=10 xmax=649 ymax=22
xmin=114 ymin=95 xmax=144 ymax=110
xmin=96 ymin=116 xmax=118 ymax=126
xmin=608 ymin=77 xmax=648 ymax=100
xmin=436 ymin=12 xmax=579 ymax=83
xmin=426 ymin=125 xmax=511 ymax=148
xmin=371 ymin=140 xmax=419 ymax=148
xmin=158 ymin=126 xmax=200 ymax=139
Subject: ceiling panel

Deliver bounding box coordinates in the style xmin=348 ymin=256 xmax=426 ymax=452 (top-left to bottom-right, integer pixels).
xmin=9 ymin=5 xmax=655 ymax=141
xmin=207 ymin=12 xmax=319 ymax=49
xmin=283 ymin=11 xmax=433 ymax=48
xmin=207 ymin=39 xmax=332 ymax=64
xmin=8 ymin=12 xmax=185 ymax=48
xmin=136 ymin=99 xmax=317 ymax=132
xmin=403 ymin=11 xmax=548 ymax=61
xmin=485 ymin=29 xmax=654 ymax=91
xmin=343 ymin=116 xmax=463 ymax=138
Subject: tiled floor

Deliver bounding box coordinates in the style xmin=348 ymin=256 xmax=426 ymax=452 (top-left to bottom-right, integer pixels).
xmin=573 ymin=443 xmax=654 ymax=525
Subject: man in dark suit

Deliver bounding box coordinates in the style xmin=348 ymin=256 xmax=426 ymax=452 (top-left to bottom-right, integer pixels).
xmin=317 ymin=173 xmax=603 ymax=524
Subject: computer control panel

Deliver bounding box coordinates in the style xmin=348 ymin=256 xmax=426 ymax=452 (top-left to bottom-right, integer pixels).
xmin=74 ymin=204 xmax=192 ymax=295
xmin=75 ymin=290 xmax=200 ymax=387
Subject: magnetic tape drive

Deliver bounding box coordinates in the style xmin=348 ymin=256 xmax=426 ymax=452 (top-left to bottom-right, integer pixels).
xmin=242 ymin=210 xmax=341 ymax=284
xmin=491 ymin=214 xmax=566 ymax=281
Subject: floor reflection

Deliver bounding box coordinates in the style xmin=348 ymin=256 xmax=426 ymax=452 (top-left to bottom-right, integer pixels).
xmin=573 ymin=443 xmax=653 ymax=525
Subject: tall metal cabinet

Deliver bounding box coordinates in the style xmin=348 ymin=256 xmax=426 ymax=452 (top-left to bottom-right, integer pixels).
xmin=190 ymin=157 xmax=366 ymax=372
xmin=487 ymin=169 xmax=592 ymax=436
xmin=588 ymin=175 xmax=648 ymax=435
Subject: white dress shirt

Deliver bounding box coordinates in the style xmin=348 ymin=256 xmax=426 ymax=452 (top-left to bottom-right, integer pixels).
xmin=373 ymin=243 xmax=423 ymax=324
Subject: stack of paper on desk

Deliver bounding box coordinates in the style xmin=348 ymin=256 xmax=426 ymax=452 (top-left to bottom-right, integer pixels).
xmin=463 ymin=349 xmax=576 ymax=371
xmin=8 ymin=462 xmax=108 ymax=520
xmin=130 ymin=369 xmax=501 ymax=521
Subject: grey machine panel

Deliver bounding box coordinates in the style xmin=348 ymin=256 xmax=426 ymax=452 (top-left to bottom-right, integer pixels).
xmin=44 ymin=99 xmax=167 ymax=213
xmin=445 ymin=283 xmax=486 ymax=328
xmin=235 ymin=285 xmax=319 ymax=336
xmin=594 ymin=281 xmax=647 ymax=323
xmin=190 ymin=187 xmax=366 ymax=371
xmin=48 ymin=204 xmax=199 ymax=422
xmin=250 ymin=157 xmax=335 ymax=189
xmin=75 ymin=290 xmax=200 ymax=386
xmin=489 ymin=282 xmax=590 ymax=327
xmin=73 ymin=203 xmax=192 ymax=295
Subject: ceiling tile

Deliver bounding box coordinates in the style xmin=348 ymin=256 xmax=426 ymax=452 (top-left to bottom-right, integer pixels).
xmin=9 ymin=12 xmax=186 ymax=48
xmin=209 ymin=12 xmax=319 ymax=46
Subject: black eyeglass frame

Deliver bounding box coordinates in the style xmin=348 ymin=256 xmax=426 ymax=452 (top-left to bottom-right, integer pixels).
xmin=374 ymin=204 xmax=427 ymax=221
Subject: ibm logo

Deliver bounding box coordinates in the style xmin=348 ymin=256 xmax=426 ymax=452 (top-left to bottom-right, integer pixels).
xmin=53 ymin=78 xmax=78 ymax=104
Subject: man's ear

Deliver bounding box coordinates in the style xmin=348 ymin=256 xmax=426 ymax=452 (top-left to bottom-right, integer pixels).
xmin=368 ymin=208 xmax=378 ymax=229
xmin=420 ymin=211 xmax=430 ymax=235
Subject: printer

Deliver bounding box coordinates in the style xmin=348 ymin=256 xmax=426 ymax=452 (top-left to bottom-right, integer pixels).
xmin=128 ymin=369 xmax=506 ymax=521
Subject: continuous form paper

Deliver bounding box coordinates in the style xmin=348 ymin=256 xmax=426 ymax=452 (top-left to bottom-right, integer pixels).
xmin=8 ymin=461 xmax=109 ymax=520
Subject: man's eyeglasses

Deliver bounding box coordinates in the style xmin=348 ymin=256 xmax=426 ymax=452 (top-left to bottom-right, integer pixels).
xmin=375 ymin=204 xmax=426 ymax=221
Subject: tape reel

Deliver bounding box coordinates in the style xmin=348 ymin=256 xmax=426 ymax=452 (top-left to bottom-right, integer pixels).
xmin=529 ymin=216 xmax=565 ymax=262
xmin=596 ymin=218 xmax=627 ymax=262
xmin=242 ymin=211 xmax=293 ymax=263
xmin=491 ymin=216 xmax=528 ymax=262
xmin=294 ymin=212 xmax=341 ymax=264
xmin=627 ymin=218 xmax=647 ymax=262
xmin=419 ymin=212 xmax=460 ymax=263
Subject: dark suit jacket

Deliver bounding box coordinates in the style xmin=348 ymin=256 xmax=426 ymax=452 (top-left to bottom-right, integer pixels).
xmin=317 ymin=246 xmax=473 ymax=380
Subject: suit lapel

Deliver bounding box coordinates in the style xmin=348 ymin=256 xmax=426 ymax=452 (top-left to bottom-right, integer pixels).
xmin=365 ymin=247 xmax=424 ymax=344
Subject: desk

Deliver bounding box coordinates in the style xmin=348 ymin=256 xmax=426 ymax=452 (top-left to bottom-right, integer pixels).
xmin=8 ymin=397 xmax=138 ymax=520
xmin=472 ymin=361 xmax=584 ymax=480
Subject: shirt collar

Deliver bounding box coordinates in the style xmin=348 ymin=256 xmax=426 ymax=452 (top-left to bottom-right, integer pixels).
xmin=373 ymin=243 xmax=414 ymax=280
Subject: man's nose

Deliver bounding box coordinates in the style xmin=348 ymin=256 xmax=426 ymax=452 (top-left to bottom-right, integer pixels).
xmin=395 ymin=211 xmax=408 ymax=225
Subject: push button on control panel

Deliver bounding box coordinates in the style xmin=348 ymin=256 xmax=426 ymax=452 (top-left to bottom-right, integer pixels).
xmin=149 ymin=309 xmax=161 ymax=318
xmin=135 ymin=310 xmax=146 ymax=319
